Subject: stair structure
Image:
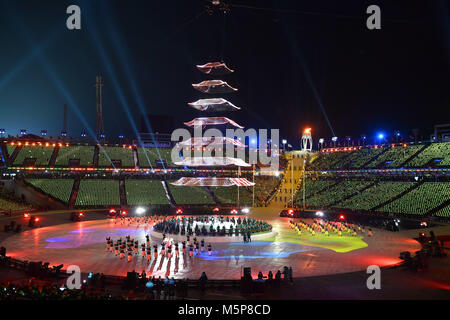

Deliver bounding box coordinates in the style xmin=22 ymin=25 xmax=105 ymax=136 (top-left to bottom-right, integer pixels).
xmin=68 ymin=178 xmax=81 ymax=208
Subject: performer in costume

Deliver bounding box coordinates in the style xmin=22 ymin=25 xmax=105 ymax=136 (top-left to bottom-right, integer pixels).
xmin=175 ymin=243 xmax=179 ymax=258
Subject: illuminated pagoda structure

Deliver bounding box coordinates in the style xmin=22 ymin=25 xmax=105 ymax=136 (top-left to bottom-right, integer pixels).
xmin=171 ymin=61 xmax=255 ymax=208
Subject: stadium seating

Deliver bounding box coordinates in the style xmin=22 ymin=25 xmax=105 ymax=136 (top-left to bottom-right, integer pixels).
xmin=0 ymin=197 xmax=31 ymax=212
xmin=13 ymin=146 xmax=54 ymax=166
xmin=210 ymin=186 xmax=253 ymax=206
xmin=0 ymin=186 xmax=31 ymax=212
xmin=253 ymin=175 xmax=280 ymax=203
xmin=406 ymin=142 xmax=450 ymax=167
xmin=297 ymin=179 xmax=337 ymax=199
xmin=335 ymin=181 xmax=415 ymax=210
xmin=55 ymin=145 xmax=95 ymax=166
xmin=26 ymin=179 xmax=74 ymax=203
xmin=304 ymin=180 xmax=372 ymax=208
xmin=338 ymin=147 xmax=385 ymax=169
xmin=367 ymin=144 xmax=423 ymax=168
xmin=309 ymin=151 xmax=351 ymax=170
xmin=168 ymin=180 xmax=215 ymax=205
xmin=6 ymin=145 xmax=16 ymax=159
xmin=125 ymin=180 xmax=169 ymax=205
xmin=435 ymin=205 xmax=450 ymax=218
xmin=98 ymin=146 xmax=134 ymax=167
xmin=75 ymin=180 xmax=120 ymax=206
xmin=137 ymin=148 xmax=175 ymax=168
xmin=377 ymin=182 xmax=450 ymax=215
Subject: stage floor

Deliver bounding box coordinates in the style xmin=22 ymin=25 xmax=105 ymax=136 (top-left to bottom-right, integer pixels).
xmin=1 ymin=217 xmax=421 ymax=280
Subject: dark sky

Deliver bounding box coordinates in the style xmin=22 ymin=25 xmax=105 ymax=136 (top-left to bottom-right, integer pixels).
xmin=0 ymin=0 xmax=448 ymax=147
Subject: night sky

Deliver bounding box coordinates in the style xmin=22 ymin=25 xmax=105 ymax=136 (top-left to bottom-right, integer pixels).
xmin=0 ymin=0 xmax=448 ymax=146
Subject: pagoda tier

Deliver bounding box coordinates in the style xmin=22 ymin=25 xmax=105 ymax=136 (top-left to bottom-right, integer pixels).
xmin=170 ymin=177 xmax=254 ymax=187
xmin=188 ymin=98 xmax=241 ymax=112
xmin=196 ymin=62 xmax=234 ymax=75
xmin=177 ymin=137 xmax=246 ymax=147
xmin=174 ymin=156 xmax=251 ymax=167
xmin=192 ymin=80 xmax=238 ymax=94
xmin=184 ymin=116 xmax=244 ymax=128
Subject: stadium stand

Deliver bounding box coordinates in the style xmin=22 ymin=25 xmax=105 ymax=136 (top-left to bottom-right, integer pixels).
xmin=26 ymin=179 xmax=74 ymax=204
xmin=137 ymin=148 xmax=175 ymax=168
xmin=377 ymin=182 xmax=450 ymax=215
xmin=309 ymin=151 xmax=352 ymax=170
xmin=435 ymin=204 xmax=450 ymax=218
xmin=0 ymin=186 xmax=31 ymax=212
xmin=98 ymin=146 xmax=134 ymax=167
xmin=335 ymin=181 xmax=415 ymax=210
xmin=168 ymin=180 xmax=215 ymax=205
xmin=210 ymin=186 xmax=253 ymax=206
xmin=253 ymin=175 xmax=280 ymax=204
xmin=297 ymin=179 xmax=337 ymax=199
xmin=125 ymin=180 xmax=169 ymax=205
xmin=6 ymin=145 xmax=16 ymax=159
xmin=303 ymin=180 xmax=373 ymax=208
xmin=75 ymin=180 xmax=120 ymax=206
xmin=55 ymin=145 xmax=95 ymax=166
xmin=406 ymin=142 xmax=450 ymax=167
xmin=367 ymin=144 xmax=424 ymax=168
xmin=338 ymin=147 xmax=385 ymax=169
xmin=13 ymin=146 xmax=54 ymax=166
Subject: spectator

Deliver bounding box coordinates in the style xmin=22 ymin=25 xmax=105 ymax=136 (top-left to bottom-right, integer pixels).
xmin=199 ymin=272 xmax=208 ymax=293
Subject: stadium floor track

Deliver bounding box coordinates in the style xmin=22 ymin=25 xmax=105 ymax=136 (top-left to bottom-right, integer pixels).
xmin=0 ymin=210 xmax=425 ymax=280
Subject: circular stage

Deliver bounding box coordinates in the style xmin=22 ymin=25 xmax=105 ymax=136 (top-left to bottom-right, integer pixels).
xmin=1 ymin=216 xmax=421 ymax=280
xmin=152 ymin=215 xmax=276 ymax=242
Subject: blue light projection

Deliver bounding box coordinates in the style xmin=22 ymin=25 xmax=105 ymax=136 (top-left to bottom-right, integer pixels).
xmin=45 ymin=227 xmax=146 ymax=249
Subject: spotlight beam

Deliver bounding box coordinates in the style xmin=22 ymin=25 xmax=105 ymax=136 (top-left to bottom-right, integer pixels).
xmin=5 ymin=5 xmax=101 ymax=148
xmin=82 ymin=1 xmax=150 ymax=169
xmin=102 ymin=4 xmax=166 ymax=170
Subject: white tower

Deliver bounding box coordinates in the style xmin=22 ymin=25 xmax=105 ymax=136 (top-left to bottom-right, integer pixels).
xmin=301 ymin=128 xmax=312 ymax=151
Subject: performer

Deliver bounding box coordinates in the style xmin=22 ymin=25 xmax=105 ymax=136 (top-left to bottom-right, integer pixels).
xmin=153 ymin=245 xmax=158 ymax=259
xmin=146 ymin=248 xmax=151 ymax=262
xmin=168 ymin=246 xmax=172 ymax=259
xmin=175 ymin=243 xmax=179 ymax=258
xmin=208 ymin=243 xmax=212 ymax=256
xmin=161 ymin=243 xmax=165 ymax=256
xmin=189 ymin=244 xmax=194 ymax=257
xmin=200 ymin=239 xmax=205 ymax=252
xmin=182 ymin=241 xmax=186 ymax=254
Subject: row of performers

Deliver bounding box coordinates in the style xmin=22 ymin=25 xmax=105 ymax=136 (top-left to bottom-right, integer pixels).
xmin=105 ymin=234 xmax=213 ymax=262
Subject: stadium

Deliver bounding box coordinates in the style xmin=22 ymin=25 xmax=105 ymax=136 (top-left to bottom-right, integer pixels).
xmin=0 ymin=0 xmax=449 ymax=303
xmin=1 ymin=127 xmax=449 ymax=299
